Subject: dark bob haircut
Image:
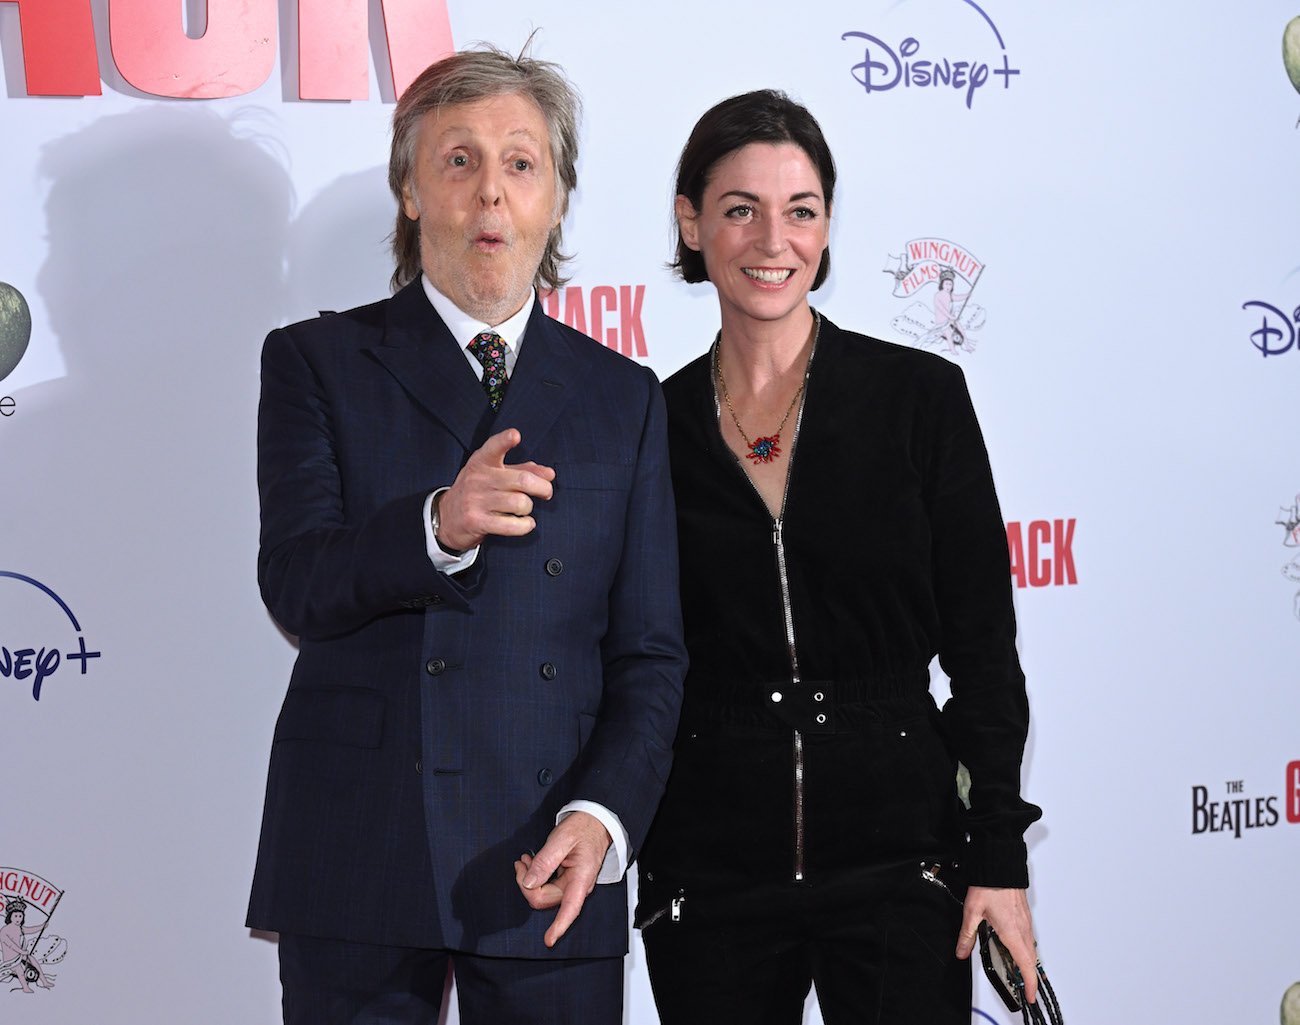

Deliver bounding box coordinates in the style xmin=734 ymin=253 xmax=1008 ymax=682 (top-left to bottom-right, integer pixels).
xmin=672 ymin=89 xmax=837 ymax=290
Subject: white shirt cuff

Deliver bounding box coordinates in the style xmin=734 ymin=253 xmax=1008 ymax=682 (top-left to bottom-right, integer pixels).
xmin=422 ymin=489 xmax=479 ymax=573
xmin=557 ymin=801 xmax=629 ymax=884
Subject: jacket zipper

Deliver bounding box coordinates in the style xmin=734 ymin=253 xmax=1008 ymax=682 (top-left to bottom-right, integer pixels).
xmin=773 ymin=516 xmax=805 ymax=880
xmin=711 ymin=315 xmax=819 ymax=882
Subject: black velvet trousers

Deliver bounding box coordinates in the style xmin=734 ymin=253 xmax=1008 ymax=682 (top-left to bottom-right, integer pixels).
xmin=641 ymin=862 xmax=971 ymax=1025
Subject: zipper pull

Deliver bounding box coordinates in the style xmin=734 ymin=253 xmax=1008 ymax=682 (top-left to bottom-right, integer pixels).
xmin=670 ymin=896 xmax=685 ymax=922
xmin=773 ymin=519 xmax=782 ymax=546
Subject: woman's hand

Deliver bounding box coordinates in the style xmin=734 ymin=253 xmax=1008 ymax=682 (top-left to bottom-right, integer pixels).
xmin=956 ymin=885 xmax=1038 ymax=1004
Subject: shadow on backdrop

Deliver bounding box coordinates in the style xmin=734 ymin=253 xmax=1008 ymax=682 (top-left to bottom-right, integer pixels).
xmin=17 ymin=105 xmax=291 ymax=566
xmin=285 ymin=165 xmax=394 ymax=321
xmin=0 ymin=103 xmax=294 ymax=1012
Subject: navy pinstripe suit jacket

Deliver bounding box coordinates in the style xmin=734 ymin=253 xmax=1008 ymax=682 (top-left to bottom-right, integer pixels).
xmin=247 ymin=280 xmax=685 ymax=959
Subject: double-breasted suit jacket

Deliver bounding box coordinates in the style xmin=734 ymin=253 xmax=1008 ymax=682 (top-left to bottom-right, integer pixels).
xmin=247 ymin=280 xmax=686 ymax=959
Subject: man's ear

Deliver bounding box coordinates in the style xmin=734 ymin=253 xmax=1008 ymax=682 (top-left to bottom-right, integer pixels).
xmin=675 ymin=195 xmax=701 ymax=251
xmin=401 ymin=181 xmax=420 ymax=221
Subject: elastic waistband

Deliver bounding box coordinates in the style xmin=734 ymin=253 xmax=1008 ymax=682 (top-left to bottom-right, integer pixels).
xmin=680 ymin=669 xmax=936 ymax=735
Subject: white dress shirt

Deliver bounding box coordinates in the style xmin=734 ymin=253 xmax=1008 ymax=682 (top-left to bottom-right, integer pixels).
xmin=417 ymin=275 xmax=629 ymax=884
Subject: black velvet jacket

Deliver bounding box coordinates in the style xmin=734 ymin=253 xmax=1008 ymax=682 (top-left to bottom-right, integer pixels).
xmin=640 ymin=316 xmax=1041 ymax=897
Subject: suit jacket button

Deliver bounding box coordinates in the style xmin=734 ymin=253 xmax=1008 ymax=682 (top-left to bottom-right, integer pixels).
xmin=415 ymin=760 xmax=423 ymax=774
xmin=539 ymin=661 xmax=557 ymax=680
xmin=425 ymin=657 xmax=446 ymax=676
xmin=545 ymin=558 xmax=564 ymax=577
xmin=537 ymin=768 xmax=554 ymax=786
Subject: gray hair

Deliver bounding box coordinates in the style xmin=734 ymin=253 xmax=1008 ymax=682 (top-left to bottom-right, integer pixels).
xmin=388 ymin=43 xmax=581 ymax=292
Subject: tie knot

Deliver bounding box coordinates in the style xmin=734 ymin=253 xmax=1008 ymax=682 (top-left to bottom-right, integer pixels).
xmin=467 ymin=331 xmax=509 ymax=410
xmin=468 ymin=331 xmax=506 ymax=363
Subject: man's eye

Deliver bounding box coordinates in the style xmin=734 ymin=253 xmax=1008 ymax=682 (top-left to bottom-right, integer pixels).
xmin=450 ymin=154 xmax=468 ymax=167
xmin=513 ymin=159 xmax=532 ymax=172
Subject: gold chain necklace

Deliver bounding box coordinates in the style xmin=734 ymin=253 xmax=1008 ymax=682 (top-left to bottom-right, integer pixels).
xmin=715 ymin=351 xmax=805 ymax=465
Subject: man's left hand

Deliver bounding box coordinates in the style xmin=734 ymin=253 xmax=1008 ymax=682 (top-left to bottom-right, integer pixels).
xmin=514 ymin=811 xmax=612 ymax=948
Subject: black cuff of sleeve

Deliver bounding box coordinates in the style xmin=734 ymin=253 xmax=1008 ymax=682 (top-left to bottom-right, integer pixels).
xmin=963 ymin=833 xmax=1030 ymax=889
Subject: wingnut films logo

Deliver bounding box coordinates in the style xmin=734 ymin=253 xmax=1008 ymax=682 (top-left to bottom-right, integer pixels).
xmin=0 ymin=281 xmax=32 ymax=418
xmin=884 ymin=237 xmax=986 ymax=356
xmin=1241 ymin=296 xmax=1300 ymax=357
xmin=1190 ymin=762 xmax=1300 ymax=837
xmin=841 ymin=0 xmax=1021 ymax=110
xmin=0 ymin=573 xmax=102 ymax=702
xmin=0 ymin=869 xmax=66 ymax=994
xmin=1277 ymin=496 xmax=1300 ymax=621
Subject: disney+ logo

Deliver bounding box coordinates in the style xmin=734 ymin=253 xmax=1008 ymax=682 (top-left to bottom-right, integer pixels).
xmin=1242 ymin=299 xmax=1300 ymax=357
xmin=841 ymin=0 xmax=1021 ymax=110
xmin=0 ymin=573 xmax=101 ymax=701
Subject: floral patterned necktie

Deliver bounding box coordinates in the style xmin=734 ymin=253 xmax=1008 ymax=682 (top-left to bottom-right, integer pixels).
xmin=467 ymin=331 xmax=509 ymax=410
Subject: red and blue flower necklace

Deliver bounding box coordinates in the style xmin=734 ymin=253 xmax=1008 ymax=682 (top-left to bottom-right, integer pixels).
xmin=715 ymin=348 xmax=805 ymax=464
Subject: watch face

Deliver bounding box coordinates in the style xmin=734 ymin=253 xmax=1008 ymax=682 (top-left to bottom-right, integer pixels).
xmin=431 ymin=491 xmax=465 ymax=557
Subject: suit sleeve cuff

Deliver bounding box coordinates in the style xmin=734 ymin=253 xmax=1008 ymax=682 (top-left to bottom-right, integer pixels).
xmin=558 ymin=801 xmax=628 ymax=884
xmin=423 ymin=489 xmax=479 ymax=574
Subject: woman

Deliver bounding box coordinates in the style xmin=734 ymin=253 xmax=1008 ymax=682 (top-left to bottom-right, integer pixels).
xmin=931 ymin=268 xmax=973 ymax=352
xmin=0 ymin=899 xmax=54 ymax=993
xmin=636 ymin=90 xmax=1043 ymax=1024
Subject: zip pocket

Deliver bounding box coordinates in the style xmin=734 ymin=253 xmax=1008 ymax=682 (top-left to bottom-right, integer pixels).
xmin=635 ymin=891 xmax=686 ymax=930
xmin=918 ymin=859 xmax=965 ymax=905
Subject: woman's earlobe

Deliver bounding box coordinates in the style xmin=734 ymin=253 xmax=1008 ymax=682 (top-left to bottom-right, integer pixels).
xmin=675 ymin=196 xmax=701 ymax=251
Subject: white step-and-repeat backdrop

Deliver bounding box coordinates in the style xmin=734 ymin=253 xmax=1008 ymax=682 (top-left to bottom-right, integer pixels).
xmin=2 ymin=1 xmax=1297 ymax=1022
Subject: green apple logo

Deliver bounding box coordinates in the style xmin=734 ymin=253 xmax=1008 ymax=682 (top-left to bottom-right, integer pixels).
xmin=1285 ymin=17 xmax=1300 ymax=94
xmin=0 ymin=282 xmax=32 ymax=384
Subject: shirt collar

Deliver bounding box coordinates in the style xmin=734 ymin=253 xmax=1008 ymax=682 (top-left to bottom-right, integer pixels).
xmin=421 ymin=275 xmax=535 ymax=355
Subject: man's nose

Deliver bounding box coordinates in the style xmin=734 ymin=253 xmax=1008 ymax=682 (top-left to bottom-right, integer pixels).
xmin=477 ymin=163 xmax=503 ymax=206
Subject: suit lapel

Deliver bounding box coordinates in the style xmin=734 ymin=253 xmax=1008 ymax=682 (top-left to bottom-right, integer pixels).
xmin=365 ymin=284 xmax=593 ymax=456
xmin=495 ymin=302 xmax=591 ymax=461
xmin=365 ymin=281 xmax=486 ymax=450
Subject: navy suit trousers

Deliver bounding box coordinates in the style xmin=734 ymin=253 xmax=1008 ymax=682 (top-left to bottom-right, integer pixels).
xmin=279 ymin=933 xmax=623 ymax=1025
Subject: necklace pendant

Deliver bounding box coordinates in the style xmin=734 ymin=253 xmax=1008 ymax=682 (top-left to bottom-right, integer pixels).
xmin=746 ymin=434 xmax=781 ymax=463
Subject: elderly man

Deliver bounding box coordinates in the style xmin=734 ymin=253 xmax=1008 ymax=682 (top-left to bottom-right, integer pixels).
xmin=246 ymin=47 xmax=685 ymax=1025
